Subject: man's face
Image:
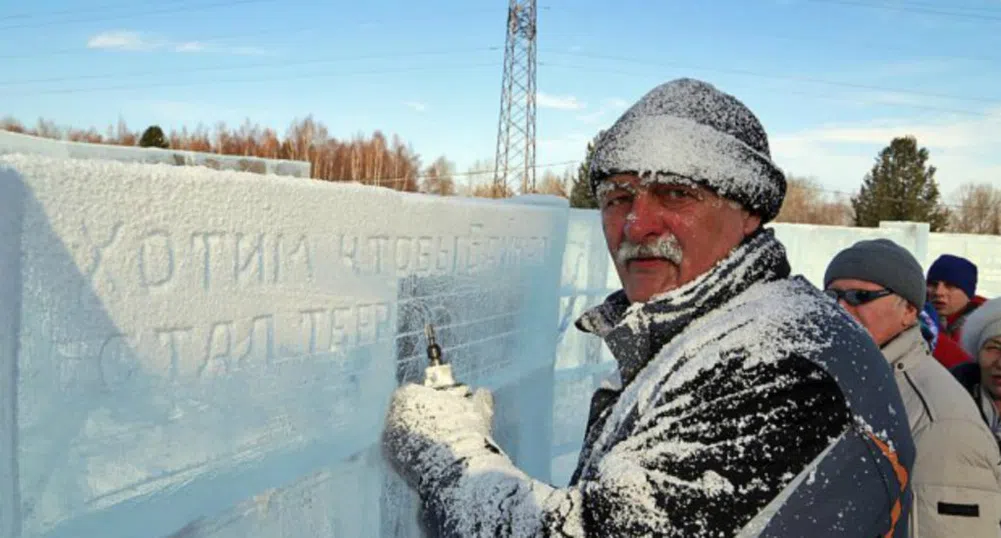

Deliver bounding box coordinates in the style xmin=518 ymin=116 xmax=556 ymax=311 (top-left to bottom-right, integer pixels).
xmin=599 ymin=174 xmax=761 ymax=303
xmin=927 ymin=280 xmax=970 ymax=318
xmin=978 ymin=336 xmax=1001 ymax=400
xmin=826 ymin=278 xmax=917 ymax=347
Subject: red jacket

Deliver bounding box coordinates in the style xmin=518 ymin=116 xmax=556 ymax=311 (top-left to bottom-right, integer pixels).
xmin=932 ymin=332 xmax=971 ymax=370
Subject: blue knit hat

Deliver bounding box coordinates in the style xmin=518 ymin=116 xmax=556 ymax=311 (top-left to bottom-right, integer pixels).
xmin=927 ymin=254 xmax=978 ymax=299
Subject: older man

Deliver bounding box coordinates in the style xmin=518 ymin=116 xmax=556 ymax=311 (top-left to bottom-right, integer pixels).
xmin=382 ymin=78 xmax=914 ymax=537
xmin=825 ymin=239 xmax=1001 ymax=537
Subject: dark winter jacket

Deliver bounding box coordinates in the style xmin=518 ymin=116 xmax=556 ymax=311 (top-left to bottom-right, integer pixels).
xmin=398 ymin=228 xmax=916 ymax=537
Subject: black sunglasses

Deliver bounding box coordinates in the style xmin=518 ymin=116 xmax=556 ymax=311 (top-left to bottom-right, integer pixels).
xmin=824 ymin=288 xmax=893 ymax=306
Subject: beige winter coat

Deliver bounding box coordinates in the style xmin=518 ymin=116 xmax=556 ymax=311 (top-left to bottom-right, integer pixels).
xmin=883 ymin=325 xmax=1001 ymax=537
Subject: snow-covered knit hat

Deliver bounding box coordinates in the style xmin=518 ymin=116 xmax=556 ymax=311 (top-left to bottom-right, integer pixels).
xmin=961 ymin=297 xmax=1001 ymax=357
xmin=589 ymin=78 xmax=787 ymax=223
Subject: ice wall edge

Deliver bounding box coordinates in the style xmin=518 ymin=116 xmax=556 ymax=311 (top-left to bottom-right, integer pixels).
xmin=0 ymin=163 xmax=25 ymax=538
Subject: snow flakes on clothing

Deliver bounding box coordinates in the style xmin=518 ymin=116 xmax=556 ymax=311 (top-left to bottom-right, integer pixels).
xmin=589 ymin=78 xmax=787 ymax=223
xmin=382 ymin=228 xmax=914 ymax=537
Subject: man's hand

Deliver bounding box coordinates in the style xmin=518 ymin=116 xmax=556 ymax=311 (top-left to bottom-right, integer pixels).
xmin=382 ymin=383 xmax=498 ymax=492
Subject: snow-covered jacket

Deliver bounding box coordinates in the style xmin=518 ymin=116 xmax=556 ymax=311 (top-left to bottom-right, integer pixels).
xmin=881 ymin=325 xmax=1001 ymax=537
xmin=389 ymin=228 xmax=915 ymax=537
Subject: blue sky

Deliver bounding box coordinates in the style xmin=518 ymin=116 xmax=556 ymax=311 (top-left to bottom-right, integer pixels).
xmin=2 ymin=0 xmax=1001 ymax=197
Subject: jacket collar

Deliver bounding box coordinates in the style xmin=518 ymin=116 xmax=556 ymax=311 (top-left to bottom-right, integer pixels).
xmin=946 ymin=295 xmax=987 ymax=333
xmin=575 ymin=227 xmax=790 ymax=387
xmin=880 ymin=325 xmax=930 ymax=372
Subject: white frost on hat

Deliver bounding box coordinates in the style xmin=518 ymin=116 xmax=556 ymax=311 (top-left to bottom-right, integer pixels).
xmin=590 ymin=78 xmax=786 ymax=221
xmin=591 ymin=114 xmax=781 ymax=207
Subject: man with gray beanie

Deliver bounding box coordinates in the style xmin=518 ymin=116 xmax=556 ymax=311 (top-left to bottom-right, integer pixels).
xmin=825 ymin=238 xmax=1001 ymax=538
xmin=383 ymin=78 xmax=915 ymax=537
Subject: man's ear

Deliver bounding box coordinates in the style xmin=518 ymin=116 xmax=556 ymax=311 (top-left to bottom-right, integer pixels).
xmin=902 ymin=300 xmax=919 ymax=326
xmin=743 ymin=213 xmax=762 ymax=236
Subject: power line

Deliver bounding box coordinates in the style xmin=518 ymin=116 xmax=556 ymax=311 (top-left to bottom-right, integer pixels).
xmin=0 ymin=7 xmax=513 ymax=60
xmin=541 ymin=50 xmax=1001 ymax=107
xmin=0 ymin=0 xmax=198 ymax=21
xmin=0 ymin=0 xmax=278 ymax=31
xmin=3 ymin=27 xmax=464 ymax=62
xmin=8 ymin=46 xmax=994 ymax=117
xmin=0 ymin=62 xmax=502 ymax=97
xmin=0 ymin=46 xmax=501 ymax=87
xmin=330 ymin=159 xmax=579 ymax=189
xmin=546 ymin=60 xmax=994 ymax=117
xmin=801 ymin=0 xmax=1001 ymax=21
xmin=748 ymin=31 xmax=1001 ymax=67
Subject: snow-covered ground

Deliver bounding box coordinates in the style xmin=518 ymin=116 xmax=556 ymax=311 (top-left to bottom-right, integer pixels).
xmin=1 ymin=153 xmax=998 ymax=537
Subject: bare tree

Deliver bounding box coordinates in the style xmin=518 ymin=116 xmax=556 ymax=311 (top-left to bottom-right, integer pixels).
xmin=0 ymin=114 xmax=424 ymax=191
xmin=775 ymin=175 xmax=852 ymax=226
xmin=0 ymin=116 xmax=26 ymax=133
xmin=532 ymin=169 xmax=569 ymax=197
xmin=470 ymin=183 xmax=514 ymax=198
xmin=949 ymin=182 xmax=1001 ymax=235
xmin=35 ymin=118 xmax=62 ymax=139
xmin=422 ymin=156 xmax=456 ymax=196
xmin=457 ymin=158 xmax=495 ymax=196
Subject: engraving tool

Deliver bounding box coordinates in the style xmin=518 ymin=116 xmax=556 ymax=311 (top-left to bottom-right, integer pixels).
xmin=422 ymin=324 xmax=459 ymax=390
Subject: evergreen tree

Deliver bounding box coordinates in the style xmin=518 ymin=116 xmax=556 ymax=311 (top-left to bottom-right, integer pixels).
xmin=138 ymin=125 xmax=169 ymax=148
xmin=851 ymin=136 xmax=950 ymax=231
xmin=569 ymin=134 xmax=601 ymax=209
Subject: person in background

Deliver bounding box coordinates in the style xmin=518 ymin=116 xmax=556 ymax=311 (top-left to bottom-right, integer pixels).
xmin=921 ymin=302 xmax=972 ymax=369
xmin=952 ymin=297 xmax=1001 ymax=446
xmin=381 ymin=78 xmax=915 ymax=537
xmin=927 ymin=254 xmax=986 ymax=341
xmin=825 ymin=239 xmax=1001 ymax=537
xmin=919 ymin=303 xmax=940 ymax=350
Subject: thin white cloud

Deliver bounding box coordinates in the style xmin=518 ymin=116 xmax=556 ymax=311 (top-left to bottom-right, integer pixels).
xmin=538 ymin=92 xmax=586 ymax=111
xmin=87 ymin=31 xmax=155 ymax=51
xmin=605 ymin=98 xmax=629 ymax=109
xmin=225 ymin=45 xmax=272 ymax=56
xmin=405 ymin=101 xmax=428 ymax=113
xmin=174 ymin=41 xmax=206 ymax=53
xmin=576 ymin=97 xmax=630 ymax=124
xmin=770 ymin=107 xmax=1001 ymax=194
xmin=539 ymin=132 xmax=590 ymax=154
xmin=87 ymin=30 xmax=271 ymax=56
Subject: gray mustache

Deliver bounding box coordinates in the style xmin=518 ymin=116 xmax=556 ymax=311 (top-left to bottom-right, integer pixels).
xmin=616 ymin=235 xmax=684 ymax=266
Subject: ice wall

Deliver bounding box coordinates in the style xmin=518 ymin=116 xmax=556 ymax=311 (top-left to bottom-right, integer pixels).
xmin=0 ymin=154 xmax=567 ymax=538
xmin=0 ymin=130 xmax=311 ymax=178
xmin=549 ymin=209 xmax=618 ymax=486
xmin=928 ymin=232 xmax=1001 ymax=298
xmin=3 ymin=150 xmax=1000 ymax=537
xmin=772 ymin=220 xmax=1001 ymax=297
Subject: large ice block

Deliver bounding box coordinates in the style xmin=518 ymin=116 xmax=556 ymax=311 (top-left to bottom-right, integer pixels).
xmin=0 ymin=154 xmax=567 ymax=538
xmin=0 ymin=130 xmax=311 ymax=178
xmin=549 ymin=209 xmax=618 ymax=486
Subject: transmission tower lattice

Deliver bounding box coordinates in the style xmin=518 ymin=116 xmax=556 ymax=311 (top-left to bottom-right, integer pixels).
xmin=492 ymin=0 xmax=537 ymax=194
